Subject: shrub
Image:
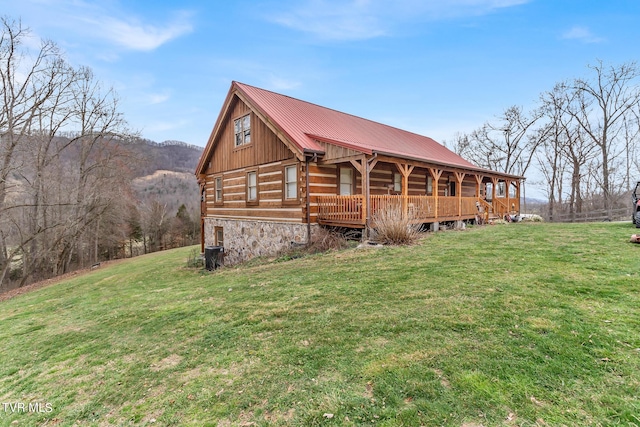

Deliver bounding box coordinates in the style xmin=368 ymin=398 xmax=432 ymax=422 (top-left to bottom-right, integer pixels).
xmin=372 ymin=205 xmax=422 ymax=245
xmin=185 ymin=248 xmax=203 ymax=268
xmin=308 ymin=227 xmax=351 ymax=252
xmin=275 ymin=227 xmax=350 ymax=262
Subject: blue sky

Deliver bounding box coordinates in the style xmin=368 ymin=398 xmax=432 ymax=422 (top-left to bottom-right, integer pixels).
xmin=3 ymin=0 xmax=639 ymax=152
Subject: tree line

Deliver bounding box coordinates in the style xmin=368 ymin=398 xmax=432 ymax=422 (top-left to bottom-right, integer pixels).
xmin=0 ymin=18 xmax=199 ymax=292
xmin=447 ymin=60 xmax=640 ymax=221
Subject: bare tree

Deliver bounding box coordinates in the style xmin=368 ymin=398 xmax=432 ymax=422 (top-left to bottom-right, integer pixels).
xmin=0 ymin=17 xmax=74 ymax=286
xmin=561 ymin=60 xmax=640 ymax=214
xmin=0 ymin=18 xmax=135 ymax=289
xmin=465 ymin=105 xmax=543 ymax=176
xmin=140 ymin=198 xmax=169 ymax=253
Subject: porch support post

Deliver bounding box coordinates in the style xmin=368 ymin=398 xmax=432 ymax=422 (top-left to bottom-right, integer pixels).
xmin=395 ymin=163 xmax=415 ymax=218
xmin=491 ymin=177 xmax=499 ymax=215
xmin=516 ymin=179 xmax=521 ymax=213
xmin=455 ymin=172 xmax=465 ymax=217
xmin=474 ymin=174 xmax=483 ymax=199
xmin=505 ymin=179 xmax=512 ymax=214
xmin=367 ymin=157 xmax=378 ymax=231
xmin=429 ymin=168 xmax=443 ymax=220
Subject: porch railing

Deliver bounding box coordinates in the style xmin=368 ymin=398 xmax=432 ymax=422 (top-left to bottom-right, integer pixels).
xmin=316 ymin=194 xmax=364 ymax=224
xmin=316 ymin=195 xmax=489 ymax=224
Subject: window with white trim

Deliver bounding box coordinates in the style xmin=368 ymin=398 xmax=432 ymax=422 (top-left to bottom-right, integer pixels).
xmin=339 ymin=167 xmax=353 ymax=195
xmin=234 ymin=114 xmax=251 ymax=147
xmin=394 ymin=173 xmax=401 ymax=192
xmin=427 ymin=176 xmax=433 ymax=196
xmin=284 ymin=165 xmax=297 ymax=200
xmin=215 ymin=177 xmax=223 ymax=202
xmin=247 ymin=171 xmax=257 ymax=201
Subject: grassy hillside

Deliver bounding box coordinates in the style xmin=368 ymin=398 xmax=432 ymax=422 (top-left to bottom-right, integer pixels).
xmin=1 ymin=222 xmax=639 ymax=426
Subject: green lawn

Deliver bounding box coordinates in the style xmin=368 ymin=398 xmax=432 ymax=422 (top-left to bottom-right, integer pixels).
xmin=1 ymin=222 xmax=639 ymax=426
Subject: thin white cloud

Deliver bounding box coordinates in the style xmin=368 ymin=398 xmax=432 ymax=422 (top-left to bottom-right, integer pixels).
xmin=268 ymin=0 xmax=530 ymax=41
xmin=13 ymin=0 xmax=193 ymax=52
xmin=87 ymin=13 xmax=193 ymax=51
xmin=271 ymin=1 xmax=386 ymax=41
xmin=148 ymin=92 xmax=171 ymax=105
xmin=561 ymin=26 xmax=604 ymax=44
xmin=145 ymin=118 xmax=190 ymax=133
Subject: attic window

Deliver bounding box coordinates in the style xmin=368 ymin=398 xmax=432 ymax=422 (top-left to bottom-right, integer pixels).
xmin=234 ymin=114 xmax=251 ymax=147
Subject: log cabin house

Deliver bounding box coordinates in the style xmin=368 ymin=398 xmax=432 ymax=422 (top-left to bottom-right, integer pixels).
xmin=196 ymin=81 xmax=523 ymax=264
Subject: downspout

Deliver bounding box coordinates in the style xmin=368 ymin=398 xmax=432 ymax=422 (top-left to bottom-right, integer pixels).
xmin=198 ymin=178 xmax=206 ymax=254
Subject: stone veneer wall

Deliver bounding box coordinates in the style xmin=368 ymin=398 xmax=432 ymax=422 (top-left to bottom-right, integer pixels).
xmin=204 ymin=218 xmax=318 ymax=265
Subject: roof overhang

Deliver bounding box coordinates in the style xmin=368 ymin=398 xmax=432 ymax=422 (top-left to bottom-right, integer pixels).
xmin=372 ymin=151 xmax=525 ymax=180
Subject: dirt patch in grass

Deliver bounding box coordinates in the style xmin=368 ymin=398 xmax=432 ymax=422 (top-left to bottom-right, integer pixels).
xmin=150 ymin=354 xmax=183 ymax=371
xmin=434 ymin=368 xmax=451 ymax=388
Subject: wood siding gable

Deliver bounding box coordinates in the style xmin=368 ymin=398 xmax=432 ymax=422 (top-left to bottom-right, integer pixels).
xmin=200 ymin=93 xmax=306 ymax=223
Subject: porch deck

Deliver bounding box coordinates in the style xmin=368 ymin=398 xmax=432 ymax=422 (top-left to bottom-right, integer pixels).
xmin=316 ymin=195 xmax=517 ymax=227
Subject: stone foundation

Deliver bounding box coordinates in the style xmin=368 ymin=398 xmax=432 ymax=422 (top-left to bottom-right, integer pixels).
xmin=204 ymin=218 xmax=318 ymax=265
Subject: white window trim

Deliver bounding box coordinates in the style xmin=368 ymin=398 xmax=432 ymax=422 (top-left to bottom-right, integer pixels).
xmin=339 ymin=167 xmax=353 ymax=196
xmin=284 ymin=165 xmax=297 ymax=200
xmin=234 ymin=114 xmax=251 ymax=147
xmin=394 ymin=173 xmax=401 ymax=192
xmin=215 ymin=177 xmax=223 ymax=202
xmin=247 ymin=171 xmax=257 ymax=201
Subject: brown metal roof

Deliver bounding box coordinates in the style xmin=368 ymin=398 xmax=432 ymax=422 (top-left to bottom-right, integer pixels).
xmin=235 ymin=82 xmax=480 ymax=169
xmin=197 ymin=81 xmax=522 ymax=179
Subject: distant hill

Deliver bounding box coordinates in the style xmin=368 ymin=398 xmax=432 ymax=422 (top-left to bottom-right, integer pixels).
xmin=132 ymin=169 xmax=200 ymax=218
xmin=129 ymin=138 xmax=203 ymax=177
xmin=127 ymin=139 xmax=203 ymax=218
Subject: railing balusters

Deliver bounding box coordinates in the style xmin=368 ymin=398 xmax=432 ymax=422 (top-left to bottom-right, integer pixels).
xmin=316 ymin=195 xmax=503 ymax=224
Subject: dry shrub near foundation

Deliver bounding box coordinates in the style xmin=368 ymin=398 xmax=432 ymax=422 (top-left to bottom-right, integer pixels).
xmin=372 ymin=205 xmax=421 ymax=245
xmin=275 ymin=227 xmax=350 ymax=261
xmin=308 ymin=227 xmax=350 ymax=252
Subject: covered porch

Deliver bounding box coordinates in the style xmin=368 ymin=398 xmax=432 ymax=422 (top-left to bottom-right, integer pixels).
xmin=316 ymin=194 xmax=519 ymax=227
xmin=313 ymin=154 xmax=521 ymax=228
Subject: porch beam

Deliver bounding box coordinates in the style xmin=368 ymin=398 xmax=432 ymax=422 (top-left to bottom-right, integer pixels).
xmin=320 ymin=154 xmax=365 ymax=165
xmin=368 ymin=157 xmax=379 ymax=171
